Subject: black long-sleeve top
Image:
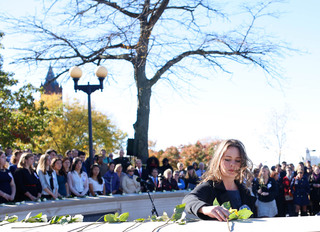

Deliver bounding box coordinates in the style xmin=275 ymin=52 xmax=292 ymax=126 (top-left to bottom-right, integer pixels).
xmin=182 ymin=180 xmax=256 ymax=220
xmin=252 ymin=177 xmax=277 ymax=202
xmin=13 ymin=168 xmax=42 ymax=201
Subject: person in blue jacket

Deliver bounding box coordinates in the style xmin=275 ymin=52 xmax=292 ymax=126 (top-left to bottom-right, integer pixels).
xmin=291 ymin=166 xmax=310 ymax=216
xmin=103 ymin=162 xmax=120 ymax=195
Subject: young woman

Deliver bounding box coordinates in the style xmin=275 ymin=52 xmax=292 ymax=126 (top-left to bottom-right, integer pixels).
xmin=253 ymin=165 xmax=278 ymax=217
xmin=291 ymin=166 xmax=310 ymax=216
xmin=52 ymin=158 xmax=69 ymax=197
xmin=115 ymin=164 xmax=126 ymax=194
xmin=122 ymin=165 xmax=141 ymax=194
xmin=161 ymin=168 xmax=179 ymax=191
xmin=62 ymin=157 xmax=71 ymax=174
xmin=89 ymin=164 xmax=105 ymax=196
xmin=0 ymin=151 xmax=16 ymax=203
xmin=183 ymin=139 xmax=256 ymax=221
xmin=14 ymin=153 xmax=42 ymax=201
xmin=9 ymin=150 xmax=22 ymax=174
xmin=184 ymin=166 xmax=199 ymax=190
xmin=67 ymin=158 xmax=89 ymax=197
xmin=37 ymin=154 xmax=59 ymax=199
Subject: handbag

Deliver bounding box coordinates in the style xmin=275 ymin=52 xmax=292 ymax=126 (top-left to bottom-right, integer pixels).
xmin=285 ymin=193 xmax=293 ymax=201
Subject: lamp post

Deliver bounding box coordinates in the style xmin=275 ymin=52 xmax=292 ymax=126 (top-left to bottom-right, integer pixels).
xmin=69 ymin=66 xmax=108 ymax=167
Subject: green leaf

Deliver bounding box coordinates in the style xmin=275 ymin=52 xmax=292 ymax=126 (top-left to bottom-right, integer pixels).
xmin=237 ymin=208 xmax=253 ymax=219
xmin=49 ymin=216 xmax=59 ymax=224
xmin=60 ymin=218 xmax=69 ymax=224
xmin=149 ymin=215 xmax=157 ymax=222
xmin=177 ymin=220 xmax=186 ymax=225
xmin=171 ymin=203 xmax=186 ymax=221
xmin=171 ymin=212 xmax=182 ymax=221
xmin=4 ymin=215 xmax=18 ymax=223
xmin=33 ymin=212 xmax=43 ymax=218
xmin=222 ymin=201 xmax=231 ymax=210
xmin=228 ymin=212 xmax=238 ymax=220
xmin=213 ymin=198 xmax=220 ymax=206
xmin=134 ymin=218 xmax=145 ymax=222
xmin=174 ymin=203 xmax=186 ymax=214
xmin=118 ymin=213 xmax=129 ymax=222
xmin=104 ymin=214 xmax=117 ymax=223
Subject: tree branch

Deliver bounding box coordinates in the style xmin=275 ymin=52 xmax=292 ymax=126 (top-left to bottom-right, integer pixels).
xmin=148 ymin=0 xmax=169 ymax=27
xmin=150 ymin=49 xmax=244 ymax=86
xmin=93 ymin=0 xmax=140 ymax=18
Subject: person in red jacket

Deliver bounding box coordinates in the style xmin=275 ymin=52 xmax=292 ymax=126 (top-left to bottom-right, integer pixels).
xmin=282 ymin=166 xmax=295 ymax=216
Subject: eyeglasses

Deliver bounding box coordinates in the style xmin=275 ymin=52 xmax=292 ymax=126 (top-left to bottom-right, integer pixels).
xmin=298 ymin=172 xmax=303 ymax=174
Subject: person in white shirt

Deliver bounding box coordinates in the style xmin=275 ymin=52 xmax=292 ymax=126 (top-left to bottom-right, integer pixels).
xmin=88 ymin=164 xmax=105 ymax=196
xmin=37 ymin=154 xmax=59 ymax=199
xmin=67 ymin=158 xmax=89 ymax=197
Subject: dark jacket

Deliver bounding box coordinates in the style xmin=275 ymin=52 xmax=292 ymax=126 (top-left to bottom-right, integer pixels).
xmin=146 ymin=176 xmax=162 ymax=192
xmin=182 ymin=180 xmax=256 ymax=220
xmin=14 ymin=168 xmax=42 ymax=202
xmin=134 ymin=167 xmax=148 ymax=180
xmin=252 ymin=177 xmax=278 ymax=202
xmin=161 ymin=178 xmax=179 ymax=191
xmin=103 ymin=171 xmax=120 ymax=194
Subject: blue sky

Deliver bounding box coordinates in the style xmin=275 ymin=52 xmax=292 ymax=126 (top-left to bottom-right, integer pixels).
xmin=1 ymin=0 xmax=320 ymax=166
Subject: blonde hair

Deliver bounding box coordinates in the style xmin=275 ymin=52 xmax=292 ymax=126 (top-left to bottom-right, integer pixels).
xmin=258 ymin=165 xmax=270 ymax=178
xmin=258 ymin=165 xmax=270 ymax=185
xmin=115 ymin=163 xmax=122 ymax=172
xmin=38 ymin=154 xmax=52 ymax=174
xmin=17 ymin=153 xmax=34 ymax=170
xmin=201 ymin=139 xmax=252 ymax=184
xmin=163 ymin=169 xmax=172 ymax=179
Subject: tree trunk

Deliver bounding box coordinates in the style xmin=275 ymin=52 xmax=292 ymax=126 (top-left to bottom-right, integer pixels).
xmin=133 ymin=66 xmax=151 ymax=164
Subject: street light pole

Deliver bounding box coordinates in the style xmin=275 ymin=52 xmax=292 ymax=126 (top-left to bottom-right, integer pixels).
xmin=69 ymin=66 xmax=108 ymax=167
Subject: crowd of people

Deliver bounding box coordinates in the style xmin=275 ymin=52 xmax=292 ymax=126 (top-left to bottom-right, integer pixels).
xmin=249 ymin=160 xmax=320 ymax=217
xmin=0 ymin=143 xmax=320 ymax=219
xmin=0 ymin=147 xmax=203 ymax=204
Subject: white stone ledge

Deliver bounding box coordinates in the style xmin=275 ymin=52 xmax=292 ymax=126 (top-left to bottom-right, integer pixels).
xmin=0 ymin=216 xmax=319 ymax=232
xmin=0 ymin=190 xmax=190 ymax=221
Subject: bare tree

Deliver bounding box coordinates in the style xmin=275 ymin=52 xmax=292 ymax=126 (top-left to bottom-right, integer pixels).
xmin=261 ymin=107 xmax=290 ymax=164
xmin=2 ymin=0 xmax=288 ymax=163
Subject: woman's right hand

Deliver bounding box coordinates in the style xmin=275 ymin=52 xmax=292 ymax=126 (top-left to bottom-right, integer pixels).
xmin=198 ymin=205 xmax=230 ymax=221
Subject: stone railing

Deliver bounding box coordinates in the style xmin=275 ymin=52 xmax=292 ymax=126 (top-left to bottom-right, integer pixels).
xmin=0 ymin=190 xmax=191 ymax=221
xmin=1 ymin=214 xmax=319 ymax=232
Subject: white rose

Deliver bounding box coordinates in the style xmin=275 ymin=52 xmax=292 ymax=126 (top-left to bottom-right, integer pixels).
xmin=41 ymin=214 xmax=48 ymax=222
xmin=73 ymin=214 xmax=84 ymax=222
